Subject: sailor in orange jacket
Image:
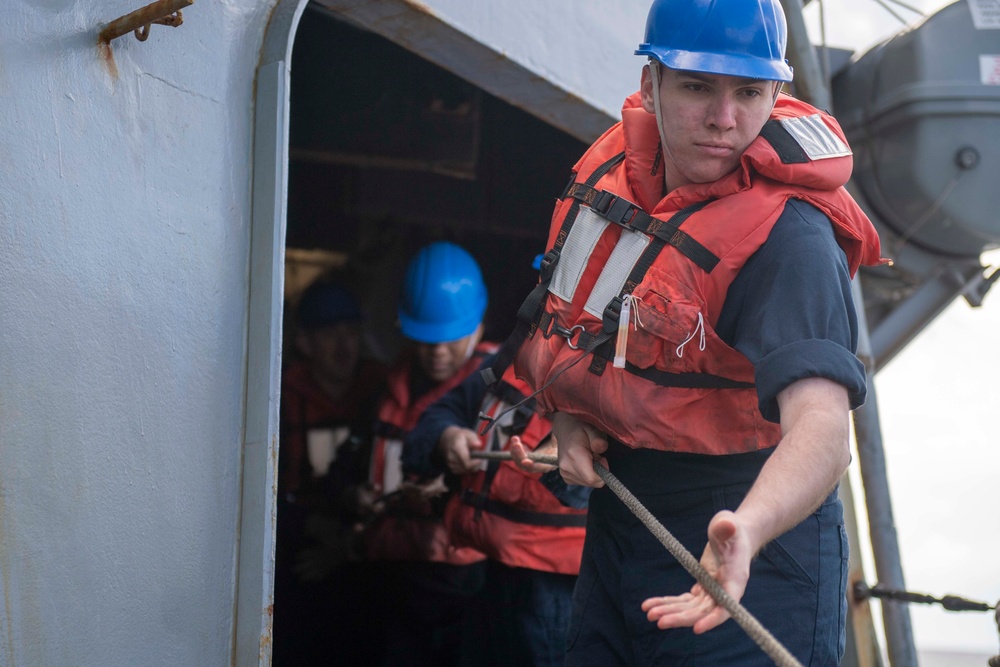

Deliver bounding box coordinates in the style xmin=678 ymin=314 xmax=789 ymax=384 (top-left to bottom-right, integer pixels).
xmin=483 ymin=0 xmax=885 ymax=664
xmin=403 ymin=363 xmax=589 ymax=667
xmin=362 ymin=241 xmax=493 ymax=667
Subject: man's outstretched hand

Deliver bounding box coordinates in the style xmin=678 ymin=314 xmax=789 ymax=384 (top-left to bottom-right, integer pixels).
xmin=640 ymin=510 xmax=754 ymax=634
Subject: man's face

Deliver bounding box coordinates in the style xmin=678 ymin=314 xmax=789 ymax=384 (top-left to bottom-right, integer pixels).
xmin=301 ymin=323 xmax=361 ymax=384
xmin=414 ymin=324 xmax=483 ymax=383
xmin=640 ymin=65 xmax=777 ymax=190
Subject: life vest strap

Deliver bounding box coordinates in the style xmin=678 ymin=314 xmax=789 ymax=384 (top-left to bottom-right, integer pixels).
xmin=606 ymin=354 xmax=754 ymax=389
xmin=459 ymin=489 xmax=587 ymax=528
xmin=566 ymin=184 xmax=720 ymax=273
xmin=587 ymin=200 xmax=709 ymax=375
xmin=479 ymin=151 xmax=627 ymax=388
xmin=473 ymin=432 xmax=504 ymax=520
xmin=470 ymin=386 xmax=542 ymax=518
xmin=759 ymin=119 xmax=811 ymax=164
xmin=489 ymin=380 xmax=536 ymax=420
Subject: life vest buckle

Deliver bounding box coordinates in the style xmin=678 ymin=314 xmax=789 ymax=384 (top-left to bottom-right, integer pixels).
xmin=563 ymin=324 xmax=586 ymax=349
xmin=592 ymin=191 xmax=640 ymax=229
xmin=603 ymin=296 xmax=623 ymax=334
xmin=538 ymin=249 xmax=560 ymax=280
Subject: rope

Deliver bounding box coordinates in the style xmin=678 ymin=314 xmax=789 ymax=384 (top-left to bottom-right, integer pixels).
xmin=471 ymin=450 xmax=804 ymax=667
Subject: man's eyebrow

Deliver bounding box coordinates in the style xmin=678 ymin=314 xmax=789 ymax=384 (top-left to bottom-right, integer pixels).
xmin=679 ymin=71 xmax=767 ymax=86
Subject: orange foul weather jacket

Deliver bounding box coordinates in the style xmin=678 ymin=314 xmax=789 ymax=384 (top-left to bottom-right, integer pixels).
xmin=364 ymin=343 xmax=496 ymax=565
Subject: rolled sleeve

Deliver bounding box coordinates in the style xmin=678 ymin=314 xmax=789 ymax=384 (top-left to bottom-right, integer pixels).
xmin=755 ymin=338 xmax=867 ymax=422
xmin=717 ymin=199 xmax=868 ymax=424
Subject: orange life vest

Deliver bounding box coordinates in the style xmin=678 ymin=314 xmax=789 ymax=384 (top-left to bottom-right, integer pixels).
xmin=444 ymin=368 xmax=586 ymax=575
xmin=364 ymin=343 xmax=495 ymax=565
xmin=501 ymin=92 xmax=883 ymax=455
xmin=278 ymin=358 xmax=384 ymax=501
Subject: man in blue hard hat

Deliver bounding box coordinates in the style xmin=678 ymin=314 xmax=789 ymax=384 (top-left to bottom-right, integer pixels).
xmin=362 ymin=241 xmax=494 ymax=667
xmin=484 ymin=0 xmax=885 ymax=664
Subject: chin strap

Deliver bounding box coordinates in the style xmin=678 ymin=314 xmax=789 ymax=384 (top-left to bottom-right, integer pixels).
xmin=647 ymin=62 xmax=671 ymax=169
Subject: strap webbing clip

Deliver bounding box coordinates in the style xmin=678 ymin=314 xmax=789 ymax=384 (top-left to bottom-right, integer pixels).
xmin=592 ymin=191 xmax=641 ymax=228
xmin=603 ymin=296 xmax=623 ymax=334
xmin=538 ymin=249 xmax=559 ymax=280
xmin=543 ymin=320 xmax=585 ymax=350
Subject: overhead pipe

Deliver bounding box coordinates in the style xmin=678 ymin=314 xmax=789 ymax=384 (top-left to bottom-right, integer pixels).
xmin=870 ymin=263 xmax=988 ymax=368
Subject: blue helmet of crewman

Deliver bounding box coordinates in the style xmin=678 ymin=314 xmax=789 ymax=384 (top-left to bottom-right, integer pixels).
xmin=398 ymin=240 xmax=489 ymax=345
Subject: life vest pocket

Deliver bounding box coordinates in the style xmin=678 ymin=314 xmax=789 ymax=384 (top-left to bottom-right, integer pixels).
xmin=626 ymin=282 xmax=705 ymax=371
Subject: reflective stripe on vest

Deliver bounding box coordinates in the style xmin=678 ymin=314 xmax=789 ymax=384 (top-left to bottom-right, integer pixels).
xmin=478 ymin=162 xmax=740 ymax=435
xmin=550 ymin=204 xmax=652 ymax=320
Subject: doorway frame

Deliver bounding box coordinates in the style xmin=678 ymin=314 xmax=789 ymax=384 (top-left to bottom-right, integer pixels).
xmin=236 ymin=0 xmax=309 ymax=664
xmin=238 ymin=2 xmax=620 ymax=663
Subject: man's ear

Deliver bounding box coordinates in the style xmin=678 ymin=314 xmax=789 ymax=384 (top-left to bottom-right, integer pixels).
xmin=639 ymin=64 xmax=656 ymax=115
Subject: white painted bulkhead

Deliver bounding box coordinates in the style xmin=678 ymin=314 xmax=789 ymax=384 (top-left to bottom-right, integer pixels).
xmin=0 ymin=1 xmax=648 ymax=664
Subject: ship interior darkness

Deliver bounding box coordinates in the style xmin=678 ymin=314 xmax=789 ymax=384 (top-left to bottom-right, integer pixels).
xmin=276 ymin=4 xmax=590 ymax=661
xmin=284 ymin=4 xmax=588 ymax=360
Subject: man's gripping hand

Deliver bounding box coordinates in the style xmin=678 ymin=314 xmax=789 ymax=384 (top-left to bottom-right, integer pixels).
xmin=437 ymin=425 xmax=484 ymax=475
xmin=551 ymin=412 xmax=608 ymax=488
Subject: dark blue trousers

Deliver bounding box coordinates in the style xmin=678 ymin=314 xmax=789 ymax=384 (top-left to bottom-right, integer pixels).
xmin=564 ymin=447 xmax=849 ymax=666
xmin=482 ymin=560 xmax=577 ymax=667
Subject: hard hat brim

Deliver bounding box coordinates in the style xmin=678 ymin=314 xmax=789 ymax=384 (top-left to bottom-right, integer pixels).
xmin=636 ymin=47 xmax=794 ymax=83
xmin=398 ymin=310 xmax=484 ymax=345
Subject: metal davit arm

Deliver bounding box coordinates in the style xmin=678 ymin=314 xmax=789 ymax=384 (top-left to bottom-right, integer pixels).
xmin=783 ymin=1 xmax=918 ymax=663
xmin=851 ymin=276 xmax=919 ymax=667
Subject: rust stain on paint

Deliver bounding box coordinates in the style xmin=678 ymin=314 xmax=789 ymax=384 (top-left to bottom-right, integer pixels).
xmin=259 ymin=603 xmax=274 ymax=660
xmin=97 ymin=40 xmax=119 ymax=80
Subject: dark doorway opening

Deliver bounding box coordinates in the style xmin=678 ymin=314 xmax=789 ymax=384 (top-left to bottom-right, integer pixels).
xmin=273 ymin=5 xmax=588 ymax=665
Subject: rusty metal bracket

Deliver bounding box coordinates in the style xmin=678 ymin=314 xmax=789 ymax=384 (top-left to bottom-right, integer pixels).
xmin=99 ymin=0 xmax=194 ymax=44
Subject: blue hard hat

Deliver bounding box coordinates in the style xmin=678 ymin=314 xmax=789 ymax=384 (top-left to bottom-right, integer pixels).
xmin=297 ymin=282 xmax=362 ymax=329
xmin=635 ymin=0 xmax=794 ymax=83
xmin=399 ymin=242 xmax=488 ymax=344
